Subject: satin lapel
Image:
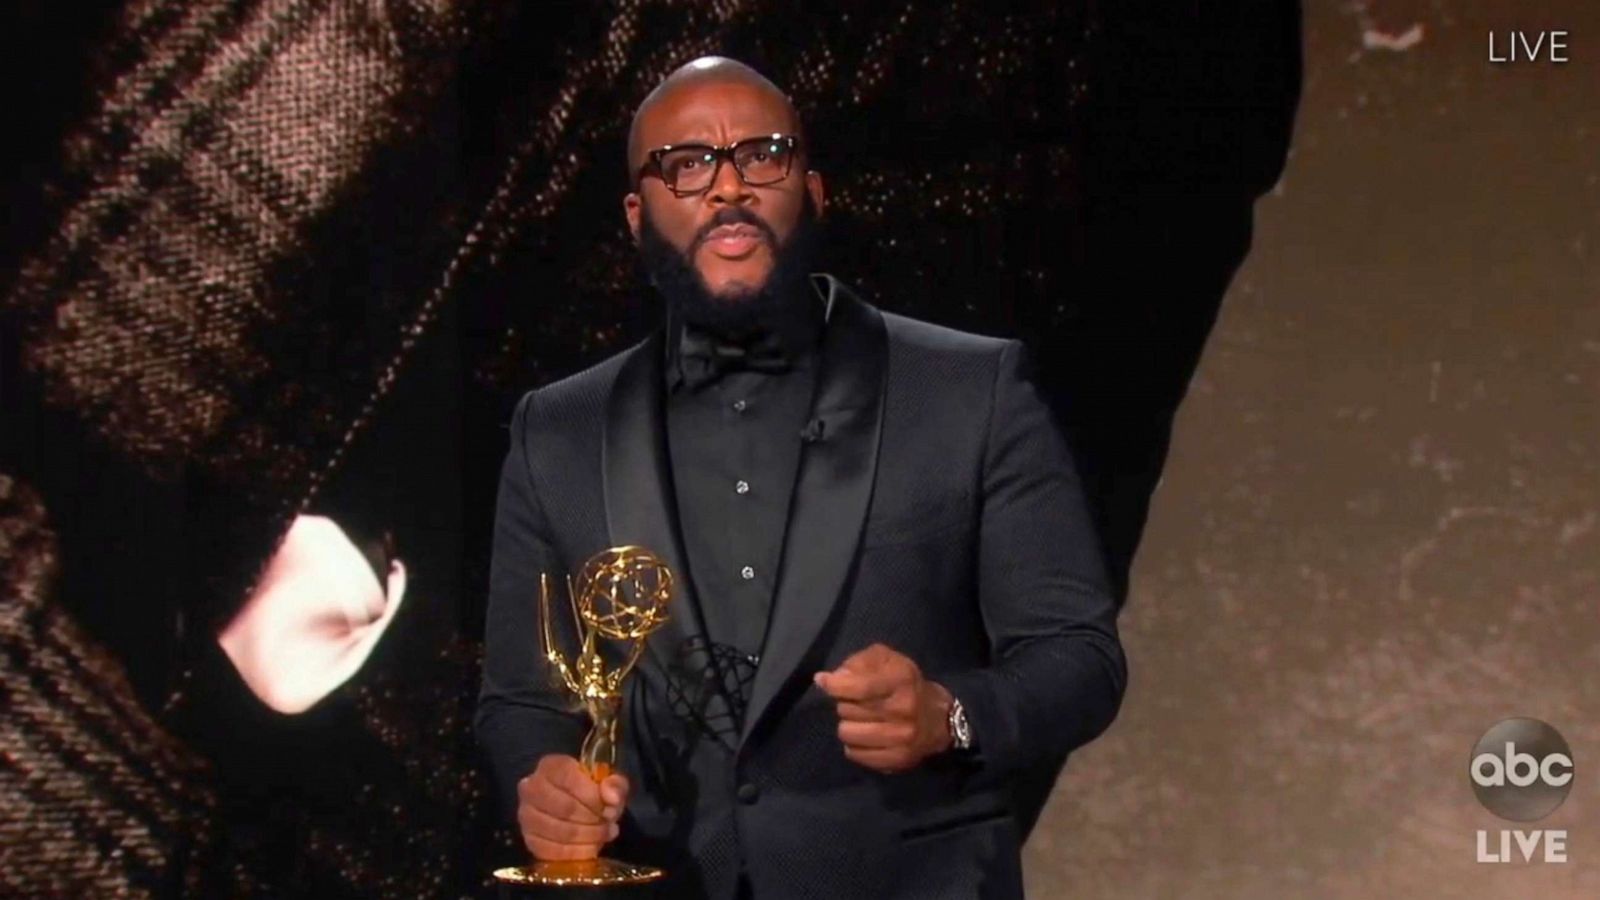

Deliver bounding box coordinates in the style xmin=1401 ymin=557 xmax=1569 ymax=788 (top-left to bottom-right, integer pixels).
xmin=739 ymin=278 xmax=888 ymax=747
xmin=602 ymin=332 xmax=711 ymax=684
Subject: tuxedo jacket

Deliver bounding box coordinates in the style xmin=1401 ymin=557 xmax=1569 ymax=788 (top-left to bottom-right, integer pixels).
xmin=476 ymin=275 xmax=1127 ymax=899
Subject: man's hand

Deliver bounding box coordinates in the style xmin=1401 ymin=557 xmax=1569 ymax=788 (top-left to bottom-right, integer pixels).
xmin=814 ymin=643 xmax=954 ymax=774
xmin=516 ymin=755 xmax=630 ymax=861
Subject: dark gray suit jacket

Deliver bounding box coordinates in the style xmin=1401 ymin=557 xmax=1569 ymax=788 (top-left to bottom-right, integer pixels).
xmin=476 ymin=275 xmax=1127 ymax=899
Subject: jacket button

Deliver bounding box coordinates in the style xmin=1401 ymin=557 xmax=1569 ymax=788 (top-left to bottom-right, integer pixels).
xmin=736 ymin=782 xmax=760 ymax=804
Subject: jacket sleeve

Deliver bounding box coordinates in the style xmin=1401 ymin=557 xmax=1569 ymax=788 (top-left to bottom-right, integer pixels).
xmin=938 ymin=339 xmax=1128 ymax=781
xmin=474 ymin=390 xmax=587 ymax=822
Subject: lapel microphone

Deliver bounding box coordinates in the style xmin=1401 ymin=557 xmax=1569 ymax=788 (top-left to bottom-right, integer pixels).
xmin=800 ymin=416 xmax=827 ymax=444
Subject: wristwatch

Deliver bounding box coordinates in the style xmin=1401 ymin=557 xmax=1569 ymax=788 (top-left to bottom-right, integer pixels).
xmin=947 ymin=694 xmax=973 ymax=751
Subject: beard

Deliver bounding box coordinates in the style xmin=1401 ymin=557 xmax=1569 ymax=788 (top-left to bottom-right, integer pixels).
xmin=637 ymin=195 xmax=821 ymax=339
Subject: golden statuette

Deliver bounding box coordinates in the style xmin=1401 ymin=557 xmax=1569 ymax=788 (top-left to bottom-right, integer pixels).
xmin=493 ymin=545 xmax=675 ymax=890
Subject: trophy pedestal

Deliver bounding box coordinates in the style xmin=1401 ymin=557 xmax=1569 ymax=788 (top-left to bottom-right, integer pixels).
xmin=493 ymin=859 xmax=664 ymax=898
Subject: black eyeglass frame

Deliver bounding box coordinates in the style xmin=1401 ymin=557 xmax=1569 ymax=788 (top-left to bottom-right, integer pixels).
xmin=634 ymin=133 xmax=802 ymax=197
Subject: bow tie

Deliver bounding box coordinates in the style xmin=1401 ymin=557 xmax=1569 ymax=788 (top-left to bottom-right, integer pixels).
xmin=675 ymin=324 xmax=793 ymax=391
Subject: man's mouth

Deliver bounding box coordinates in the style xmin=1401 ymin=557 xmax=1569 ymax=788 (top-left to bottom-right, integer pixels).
xmin=700 ymin=223 xmax=767 ymax=260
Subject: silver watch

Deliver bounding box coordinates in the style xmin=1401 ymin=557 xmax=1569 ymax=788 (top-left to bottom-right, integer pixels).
xmin=947 ymin=695 xmax=973 ymax=751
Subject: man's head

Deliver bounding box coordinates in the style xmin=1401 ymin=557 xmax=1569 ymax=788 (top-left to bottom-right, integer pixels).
xmin=624 ymin=57 xmax=826 ymax=333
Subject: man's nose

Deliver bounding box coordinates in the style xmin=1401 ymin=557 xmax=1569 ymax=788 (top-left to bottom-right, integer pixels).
xmin=706 ymin=157 xmax=754 ymax=206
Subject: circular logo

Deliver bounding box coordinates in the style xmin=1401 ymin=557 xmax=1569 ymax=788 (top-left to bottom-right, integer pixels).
xmin=1469 ymin=718 xmax=1574 ymax=821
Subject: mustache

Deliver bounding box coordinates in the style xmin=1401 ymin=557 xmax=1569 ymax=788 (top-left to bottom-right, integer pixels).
xmin=688 ymin=207 xmax=780 ymax=256
xmin=635 ymin=194 xmax=821 ymax=336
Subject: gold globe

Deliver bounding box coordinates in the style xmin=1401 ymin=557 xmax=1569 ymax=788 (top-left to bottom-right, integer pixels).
xmin=572 ymin=545 xmax=673 ymax=641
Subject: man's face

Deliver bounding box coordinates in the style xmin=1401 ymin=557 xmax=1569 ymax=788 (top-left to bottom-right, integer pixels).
xmin=624 ymin=80 xmax=825 ymax=300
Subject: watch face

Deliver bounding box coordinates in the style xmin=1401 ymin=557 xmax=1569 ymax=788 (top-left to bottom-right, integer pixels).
xmin=950 ymin=700 xmax=972 ymax=748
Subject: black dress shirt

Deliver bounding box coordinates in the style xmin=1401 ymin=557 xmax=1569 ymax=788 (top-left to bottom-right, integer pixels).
xmin=662 ymin=286 xmax=827 ymax=737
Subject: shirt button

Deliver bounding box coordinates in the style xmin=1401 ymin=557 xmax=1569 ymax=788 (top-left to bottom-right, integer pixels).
xmin=736 ymin=782 xmax=760 ymax=804
xmin=732 ymin=399 xmax=748 ymax=413
xmin=735 ymin=479 xmax=750 ymax=495
xmin=741 ymin=565 xmax=755 ymax=580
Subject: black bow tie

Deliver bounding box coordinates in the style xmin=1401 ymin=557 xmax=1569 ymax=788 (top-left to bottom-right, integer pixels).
xmin=675 ymin=324 xmax=793 ymax=391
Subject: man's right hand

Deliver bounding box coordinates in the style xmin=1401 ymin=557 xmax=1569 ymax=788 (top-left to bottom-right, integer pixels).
xmin=516 ymin=755 xmax=631 ymax=861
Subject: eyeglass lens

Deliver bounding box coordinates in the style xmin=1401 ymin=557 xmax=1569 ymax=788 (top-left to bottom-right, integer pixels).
xmin=658 ymin=137 xmax=793 ymax=193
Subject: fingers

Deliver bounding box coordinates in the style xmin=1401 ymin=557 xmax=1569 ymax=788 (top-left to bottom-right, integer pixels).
xmin=837 ymin=719 xmax=914 ymax=750
xmin=813 ymin=668 xmax=895 ymax=704
xmin=817 ymin=645 xmax=942 ymax=775
xmin=833 ymin=700 xmax=879 ymax=722
xmin=598 ymin=773 xmax=631 ymax=816
xmin=523 ymin=826 xmax=613 ymax=862
xmin=520 ymin=802 xmax=618 ymax=847
xmin=821 ymin=684 xmax=917 ymax=724
xmin=549 ymin=756 xmax=612 ymax=817
xmin=816 ymin=645 xmax=917 ymax=725
xmin=518 ymin=756 xmax=627 ymax=861
xmin=814 ymin=643 xmax=915 ymax=704
xmin=521 ymin=757 xmax=606 ymax=823
xmin=843 ymin=745 xmax=916 ymax=774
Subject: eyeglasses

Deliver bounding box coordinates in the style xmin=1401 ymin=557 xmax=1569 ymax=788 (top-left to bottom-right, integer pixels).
xmin=636 ymin=134 xmax=800 ymax=197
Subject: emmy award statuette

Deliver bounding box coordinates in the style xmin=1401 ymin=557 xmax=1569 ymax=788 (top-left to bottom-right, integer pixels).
xmin=493 ymin=546 xmax=675 ymax=895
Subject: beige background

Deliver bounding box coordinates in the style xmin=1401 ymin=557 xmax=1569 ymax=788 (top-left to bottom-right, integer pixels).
xmin=1025 ymin=2 xmax=1600 ymax=896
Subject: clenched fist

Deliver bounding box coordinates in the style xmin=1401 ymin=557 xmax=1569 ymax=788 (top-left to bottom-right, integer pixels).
xmin=517 ymin=755 xmax=631 ymax=861
xmin=814 ymin=643 xmax=954 ymax=774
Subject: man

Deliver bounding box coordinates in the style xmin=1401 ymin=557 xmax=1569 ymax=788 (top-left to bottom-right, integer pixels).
xmin=476 ymin=57 xmax=1127 ymax=899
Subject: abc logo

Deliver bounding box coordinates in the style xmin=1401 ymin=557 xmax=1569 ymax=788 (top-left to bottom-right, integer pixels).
xmin=1469 ymin=718 xmax=1574 ymax=821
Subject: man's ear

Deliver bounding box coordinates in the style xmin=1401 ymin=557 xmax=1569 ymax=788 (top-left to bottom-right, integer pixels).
xmin=623 ymin=192 xmax=642 ymax=244
xmin=804 ymin=170 xmax=826 ymax=219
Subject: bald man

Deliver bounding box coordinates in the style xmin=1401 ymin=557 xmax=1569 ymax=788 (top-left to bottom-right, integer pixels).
xmin=476 ymin=57 xmax=1126 ymax=899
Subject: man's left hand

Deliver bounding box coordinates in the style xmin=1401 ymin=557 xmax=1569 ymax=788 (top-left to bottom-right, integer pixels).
xmin=814 ymin=643 xmax=954 ymax=774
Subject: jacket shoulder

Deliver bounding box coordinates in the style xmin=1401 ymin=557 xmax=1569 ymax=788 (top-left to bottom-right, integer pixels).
xmin=515 ymin=339 xmax=645 ymax=429
xmin=880 ymin=309 xmax=1013 ymax=358
xmin=874 ymin=311 xmax=1020 ymax=423
xmin=878 ymin=310 xmax=1015 ymax=383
